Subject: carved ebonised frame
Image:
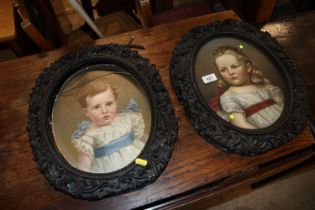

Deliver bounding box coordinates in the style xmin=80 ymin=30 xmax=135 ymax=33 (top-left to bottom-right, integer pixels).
xmin=170 ymin=19 xmax=308 ymax=156
xmin=28 ymin=44 xmax=178 ymax=199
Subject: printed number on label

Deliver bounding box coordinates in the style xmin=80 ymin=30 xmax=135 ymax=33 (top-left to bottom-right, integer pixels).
xmin=202 ymin=73 xmax=217 ymax=84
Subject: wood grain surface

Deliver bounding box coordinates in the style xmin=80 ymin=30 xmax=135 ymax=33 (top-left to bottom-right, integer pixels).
xmin=0 ymin=0 xmax=15 ymax=42
xmin=261 ymin=11 xmax=315 ymax=118
xmin=0 ymin=10 xmax=314 ymax=210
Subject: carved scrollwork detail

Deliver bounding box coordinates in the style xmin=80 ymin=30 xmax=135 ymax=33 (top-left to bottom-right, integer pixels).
xmin=170 ymin=20 xmax=308 ymax=156
xmin=28 ymin=44 xmax=178 ymax=199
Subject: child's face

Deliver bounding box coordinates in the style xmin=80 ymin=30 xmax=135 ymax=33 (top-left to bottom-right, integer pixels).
xmin=215 ymin=54 xmax=251 ymax=86
xmin=83 ymin=89 xmax=117 ymax=127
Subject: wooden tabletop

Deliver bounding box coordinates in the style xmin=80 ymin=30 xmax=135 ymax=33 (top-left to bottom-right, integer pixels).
xmin=0 ymin=10 xmax=314 ymax=210
xmin=0 ymin=0 xmax=16 ymax=42
xmin=261 ymin=11 xmax=315 ymax=118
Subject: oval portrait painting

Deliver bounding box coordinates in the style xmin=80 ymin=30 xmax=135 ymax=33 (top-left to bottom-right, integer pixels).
xmin=170 ymin=20 xmax=308 ymax=156
xmin=51 ymin=69 xmax=152 ymax=174
xmin=28 ymin=44 xmax=178 ymax=199
xmin=194 ymin=37 xmax=285 ymax=130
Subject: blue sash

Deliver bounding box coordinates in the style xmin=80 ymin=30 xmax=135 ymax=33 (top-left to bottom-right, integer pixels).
xmin=94 ymin=132 xmax=134 ymax=158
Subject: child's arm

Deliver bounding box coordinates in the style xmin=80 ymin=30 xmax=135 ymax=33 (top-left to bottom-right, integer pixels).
xmin=78 ymin=152 xmax=92 ymax=172
xmin=269 ymin=84 xmax=285 ymax=105
xmin=230 ymin=112 xmax=258 ymax=129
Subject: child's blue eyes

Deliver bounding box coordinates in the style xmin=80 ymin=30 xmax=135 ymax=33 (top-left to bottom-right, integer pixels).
xmin=93 ymin=105 xmax=100 ymax=109
xmin=92 ymin=102 xmax=113 ymax=110
xmin=219 ymin=64 xmax=241 ymax=72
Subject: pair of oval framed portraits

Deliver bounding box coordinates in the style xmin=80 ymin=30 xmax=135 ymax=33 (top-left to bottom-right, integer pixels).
xmin=28 ymin=20 xmax=310 ymax=199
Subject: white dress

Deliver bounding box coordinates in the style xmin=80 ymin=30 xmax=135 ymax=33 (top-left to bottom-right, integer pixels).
xmin=72 ymin=111 xmax=146 ymax=173
xmin=220 ymin=84 xmax=284 ymax=128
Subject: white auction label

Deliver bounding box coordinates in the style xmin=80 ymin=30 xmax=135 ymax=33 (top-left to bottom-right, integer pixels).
xmin=202 ymin=73 xmax=217 ymax=84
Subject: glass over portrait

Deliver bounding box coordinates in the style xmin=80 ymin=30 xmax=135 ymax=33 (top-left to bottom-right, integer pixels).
xmin=170 ymin=20 xmax=308 ymax=156
xmin=194 ymin=38 xmax=285 ymax=130
xmin=28 ymin=44 xmax=178 ymax=199
xmin=51 ymin=70 xmax=151 ymax=174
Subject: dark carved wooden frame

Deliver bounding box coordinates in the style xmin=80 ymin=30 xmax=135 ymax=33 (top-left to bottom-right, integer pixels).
xmin=170 ymin=19 xmax=308 ymax=156
xmin=28 ymin=44 xmax=178 ymax=200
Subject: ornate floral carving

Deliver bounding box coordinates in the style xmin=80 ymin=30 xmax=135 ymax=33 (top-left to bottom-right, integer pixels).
xmin=28 ymin=44 xmax=178 ymax=199
xmin=170 ymin=20 xmax=308 ymax=156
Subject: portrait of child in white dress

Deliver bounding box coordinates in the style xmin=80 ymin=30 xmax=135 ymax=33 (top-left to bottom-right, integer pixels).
xmin=71 ymin=80 xmax=148 ymax=173
xmin=51 ymin=70 xmax=151 ymax=174
xmin=208 ymin=46 xmax=284 ymax=129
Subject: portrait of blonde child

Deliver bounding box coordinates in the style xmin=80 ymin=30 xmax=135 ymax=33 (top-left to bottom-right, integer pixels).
xmin=71 ymin=80 xmax=147 ymax=173
xmin=208 ymin=46 xmax=284 ymax=129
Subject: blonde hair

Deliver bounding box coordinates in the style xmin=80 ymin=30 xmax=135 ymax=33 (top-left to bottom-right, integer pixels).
xmin=213 ymin=46 xmax=269 ymax=88
xmin=78 ymin=80 xmax=118 ymax=108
